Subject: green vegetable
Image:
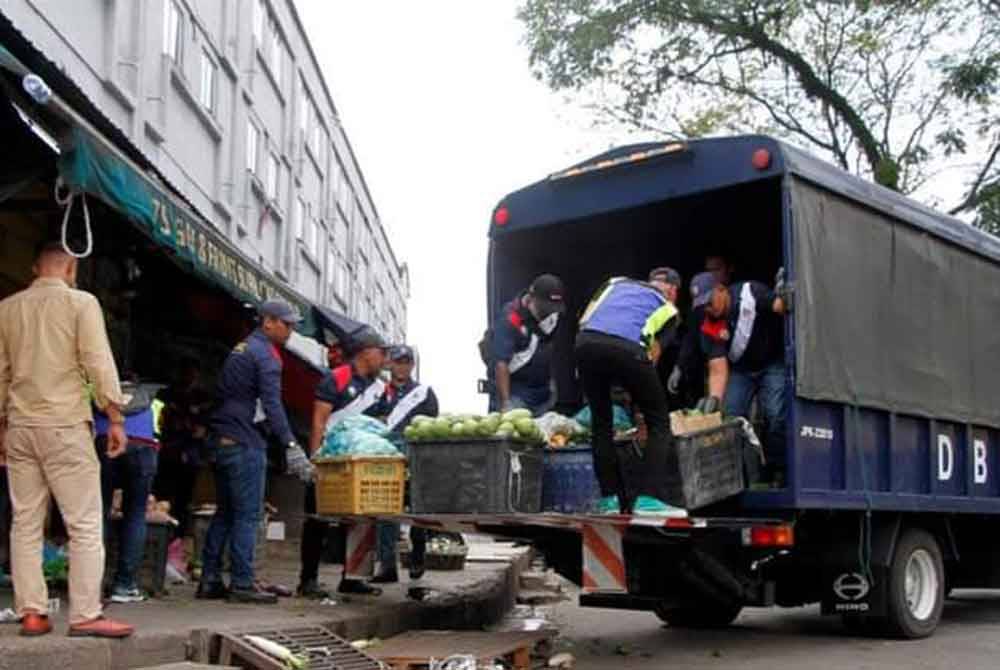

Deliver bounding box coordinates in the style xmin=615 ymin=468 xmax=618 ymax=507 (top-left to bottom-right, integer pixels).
xmin=514 ymin=417 xmax=536 ymax=437
xmin=502 ymin=408 xmax=533 ymax=423
xmin=411 ymin=415 xmax=433 ymax=428
xmin=243 ymin=635 xmax=309 ymax=669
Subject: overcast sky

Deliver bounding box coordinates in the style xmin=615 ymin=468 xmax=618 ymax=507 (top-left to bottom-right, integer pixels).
xmin=297 ymin=1 xmax=617 ymax=412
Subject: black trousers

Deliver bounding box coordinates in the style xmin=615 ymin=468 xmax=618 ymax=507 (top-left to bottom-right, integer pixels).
xmin=575 ymin=331 xmax=681 ymax=506
xmin=300 ymin=484 xmax=347 ymax=584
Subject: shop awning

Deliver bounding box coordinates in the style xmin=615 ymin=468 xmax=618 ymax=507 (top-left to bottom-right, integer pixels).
xmin=58 ymin=130 xmax=312 ymax=329
xmin=0 ymin=28 xmax=316 ymax=334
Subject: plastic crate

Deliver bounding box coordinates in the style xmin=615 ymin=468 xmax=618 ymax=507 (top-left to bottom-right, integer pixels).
xmin=671 ymin=419 xmax=746 ymax=509
xmin=409 ymin=438 xmax=544 ymax=514
xmin=314 ymin=455 xmax=406 ymax=515
xmin=105 ymin=521 xmax=171 ymax=595
xmin=541 ymin=446 xmax=602 ymax=513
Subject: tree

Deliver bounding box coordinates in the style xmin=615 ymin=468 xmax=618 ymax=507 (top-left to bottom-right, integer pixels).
xmin=519 ymin=0 xmax=1000 ymax=225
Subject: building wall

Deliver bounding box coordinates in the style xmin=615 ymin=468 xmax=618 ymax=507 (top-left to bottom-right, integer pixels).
xmin=3 ymin=0 xmax=409 ymax=344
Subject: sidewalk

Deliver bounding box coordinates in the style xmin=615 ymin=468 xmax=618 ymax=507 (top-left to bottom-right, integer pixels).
xmin=0 ymin=539 xmax=532 ymax=670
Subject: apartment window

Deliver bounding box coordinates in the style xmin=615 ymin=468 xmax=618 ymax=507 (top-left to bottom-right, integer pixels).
xmin=246 ymin=120 xmax=260 ymax=172
xmin=163 ymin=0 xmax=183 ymax=61
xmin=309 ymin=219 xmax=321 ymax=256
xmin=199 ymin=49 xmax=217 ymax=113
xmin=293 ymin=196 xmax=305 ymax=242
xmin=268 ymin=30 xmax=283 ymax=88
xmin=311 ymin=121 xmax=324 ymax=162
xmin=266 ymin=152 xmax=280 ymax=199
xmin=298 ymin=82 xmax=311 ymax=134
xmin=252 ymin=0 xmax=266 ymax=43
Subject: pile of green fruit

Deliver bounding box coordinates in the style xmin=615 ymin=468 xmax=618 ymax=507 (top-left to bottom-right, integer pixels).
xmin=403 ymin=408 xmax=544 ymax=444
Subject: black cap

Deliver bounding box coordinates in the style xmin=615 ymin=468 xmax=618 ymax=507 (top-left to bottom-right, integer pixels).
xmin=259 ymin=299 xmax=303 ymax=324
xmin=690 ymin=272 xmax=719 ymax=309
xmin=349 ymin=327 xmax=388 ymax=354
xmin=390 ymin=344 xmax=415 ymax=361
xmin=528 ymin=274 xmax=566 ymax=317
xmin=648 ymin=266 xmax=681 ymax=287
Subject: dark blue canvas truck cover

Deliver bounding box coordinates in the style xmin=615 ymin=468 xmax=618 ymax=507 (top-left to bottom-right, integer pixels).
xmin=489 ymin=135 xmax=1000 ymax=514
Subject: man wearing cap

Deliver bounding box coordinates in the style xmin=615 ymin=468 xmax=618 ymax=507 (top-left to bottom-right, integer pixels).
xmin=297 ymin=327 xmax=388 ymax=598
xmin=576 ymin=272 xmax=683 ymax=515
xmin=370 ymin=345 xmax=439 ymax=584
xmin=198 ymin=300 xmax=312 ymax=604
xmin=490 ymin=274 xmax=567 ymax=416
xmin=694 ymin=270 xmax=789 ymax=481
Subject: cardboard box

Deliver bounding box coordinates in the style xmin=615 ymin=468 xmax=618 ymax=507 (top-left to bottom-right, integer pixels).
xmin=670 ymin=411 xmax=723 ymax=436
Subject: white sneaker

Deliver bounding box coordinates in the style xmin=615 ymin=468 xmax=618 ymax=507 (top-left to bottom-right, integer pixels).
xmin=110 ymin=587 xmax=148 ymax=603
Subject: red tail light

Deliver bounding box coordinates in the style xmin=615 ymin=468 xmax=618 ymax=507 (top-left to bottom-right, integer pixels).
xmin=493 ymin=206 xmax=510 ymax=226
xmin=743 ymin=525 xmax=794 ymax=547
xmin=751 ymin=149 xmax=772 ymax=170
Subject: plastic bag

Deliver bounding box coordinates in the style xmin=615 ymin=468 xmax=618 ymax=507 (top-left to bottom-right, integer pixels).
xmin=535 ymin=412 xmax=586 ymax=442
xmin=574 ymin=404 xmax=633 ymax=431
xmin=318 ymin=428 xmax=400 ymax=458
xmin=327 ymin=414 xmax=389 ymax=438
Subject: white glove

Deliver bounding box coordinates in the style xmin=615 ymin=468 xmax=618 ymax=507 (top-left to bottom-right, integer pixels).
xmin=667 ymin=366 xmax=682 ymax=395
xmin=286 ymin=442 xmax=315 ymax=483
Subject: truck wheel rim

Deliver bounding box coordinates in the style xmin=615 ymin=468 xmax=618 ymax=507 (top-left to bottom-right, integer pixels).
xmin=905 ymin=549 xmax=938 ymax=621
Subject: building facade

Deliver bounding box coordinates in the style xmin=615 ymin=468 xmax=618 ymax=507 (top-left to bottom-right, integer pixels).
xmin=2 ymin=0 xmax=408 ymax=343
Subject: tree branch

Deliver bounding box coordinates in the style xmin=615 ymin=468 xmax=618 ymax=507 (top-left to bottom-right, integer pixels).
xmin=950 ymin=135 xmax=1000 ymax=214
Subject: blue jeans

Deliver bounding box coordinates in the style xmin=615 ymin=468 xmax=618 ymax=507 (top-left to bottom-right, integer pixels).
xmin=725 ymin=361 xmax=787 ymax=471
xmin=377 ymin=523 xmax=427 ymax=573
xmin=100 ymin=441 xmax=158 ymax=590
xmin=201 ymin=444 xmax=266 ymax=589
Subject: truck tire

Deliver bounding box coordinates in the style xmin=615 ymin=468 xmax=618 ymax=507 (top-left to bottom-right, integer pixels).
xmin=654 ymin=601 xmax=742 ymax=629
xmin=882 ymin=528 xmax=945 ymax=639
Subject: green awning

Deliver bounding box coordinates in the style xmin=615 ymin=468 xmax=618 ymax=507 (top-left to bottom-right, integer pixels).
xmin=58 ymin=128 xmax=314 ymax=332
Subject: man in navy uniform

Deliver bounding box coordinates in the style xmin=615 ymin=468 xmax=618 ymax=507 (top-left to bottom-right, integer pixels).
xmin=197 ymin=300 xmax=313 ymax=604
xmin=490 ymin=274 xmax=567 ymax=415
xmin=298 ymin=327 xmax=388 ymax=598
xmin=370 ymin=345 xmax=439 ymax=584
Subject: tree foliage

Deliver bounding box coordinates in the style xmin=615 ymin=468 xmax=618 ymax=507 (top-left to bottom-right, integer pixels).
xmin=519 ymin=0 xmax=1000 ymax=225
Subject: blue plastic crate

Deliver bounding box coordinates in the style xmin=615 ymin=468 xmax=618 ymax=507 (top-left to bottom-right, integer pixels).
xmin=542 ymin=446 xmax=602 ymax=513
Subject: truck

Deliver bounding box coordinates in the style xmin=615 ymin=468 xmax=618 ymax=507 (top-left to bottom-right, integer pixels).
xmin=466 ymin=135 xmax=1000 ymax=639
xmin=328 ymin=135 xmax=1000 ymax=641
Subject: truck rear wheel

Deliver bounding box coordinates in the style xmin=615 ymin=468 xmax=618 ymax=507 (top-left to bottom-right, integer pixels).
xmin=883 ymin=528 xmax=944 ymax=639
xmin=654 ymin=601 xmax=742 ymax=629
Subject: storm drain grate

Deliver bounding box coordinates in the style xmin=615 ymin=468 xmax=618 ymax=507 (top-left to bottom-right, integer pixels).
xmin=217 ymin=626 xmax=383 ymax=670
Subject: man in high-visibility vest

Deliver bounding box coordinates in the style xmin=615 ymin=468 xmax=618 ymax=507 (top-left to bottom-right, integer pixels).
xmin=297 ymin=327 xmax=388 ymax=599
xmin=576 ymin=270 xmax=683 ymax=515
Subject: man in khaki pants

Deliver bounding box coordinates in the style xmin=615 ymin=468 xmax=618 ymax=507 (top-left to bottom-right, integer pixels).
xmin=0 ymin=241 xmax=134 ymax=638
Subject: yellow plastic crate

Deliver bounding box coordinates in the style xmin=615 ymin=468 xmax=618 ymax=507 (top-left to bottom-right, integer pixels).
xmin=314 ymin=455 xmax=406 ymax=515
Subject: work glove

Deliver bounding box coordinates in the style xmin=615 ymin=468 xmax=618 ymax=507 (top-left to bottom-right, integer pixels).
xmin=666 ymin=366 xmax=683 ymax=395
xmin=774 ymin=266 xmax=792 ymax=310
xmin=694 ymin=396 xmax=722 ymax=414
xmin=285 ymin=442 xmax=316 ymax=483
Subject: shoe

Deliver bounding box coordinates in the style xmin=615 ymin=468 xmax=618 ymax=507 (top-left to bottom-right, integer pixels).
xmin=596 ymin=495 xmax=620 ymax=514
xmin=296 ymin=580 xmax=330 ymax=599
xmin=227 ymin=586 xmax=278 ymax=604
xmin=110 ymin=586 xmax=148 ymax=604
xmin=195 ymin=582 xmax=229 ymax=600
xmin=409 ymin=562 xmax=425 ymax=581
xmin=632 ymin=495 xmax=685 ymax=516
xmin=20 ymin=612 xmax=52 ymax=637
xmin=369 ymin=571 xmax=399 ymax=584
xmin=337 ymin=579 xmax=382 ymax=596
xmin=68 ymin=616 xmax=134 ymax=638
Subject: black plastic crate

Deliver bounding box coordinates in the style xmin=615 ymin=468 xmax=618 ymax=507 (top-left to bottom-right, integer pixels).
xmin=105 ymin=521 xmax=171 ymax=595
xmin=672 ymin=420 xmax=746 ymax=509
xmin=409 ymin=438 xmax=544 ymax=514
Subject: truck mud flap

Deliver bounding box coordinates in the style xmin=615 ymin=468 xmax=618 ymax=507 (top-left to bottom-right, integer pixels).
xmin=815 ymin=514 xmax=899 ymax=617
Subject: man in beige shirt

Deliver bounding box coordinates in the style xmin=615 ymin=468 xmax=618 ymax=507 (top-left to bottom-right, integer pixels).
xmin=0 ymin=241 xmax=134 ymax=638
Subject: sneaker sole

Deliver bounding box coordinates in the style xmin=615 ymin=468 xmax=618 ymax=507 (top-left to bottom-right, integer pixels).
xmin=67 ymin=629 xmax=133 ymax=638
xmin=109 ymin=596 xmax=147 ymax=604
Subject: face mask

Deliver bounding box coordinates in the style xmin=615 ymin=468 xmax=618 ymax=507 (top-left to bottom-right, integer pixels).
xmin=539 ymin=312 xmax=559 ymax=335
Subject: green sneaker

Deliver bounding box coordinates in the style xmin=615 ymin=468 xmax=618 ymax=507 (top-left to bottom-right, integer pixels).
xmin=633 ymin=496 xmax=685 ymax=516
xmin=596 ymin=495 xmax=620 ymax=514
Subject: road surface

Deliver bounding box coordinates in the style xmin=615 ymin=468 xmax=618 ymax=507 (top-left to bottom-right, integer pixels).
xmin=545 ymin=589 xmax=1000 ymax=669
